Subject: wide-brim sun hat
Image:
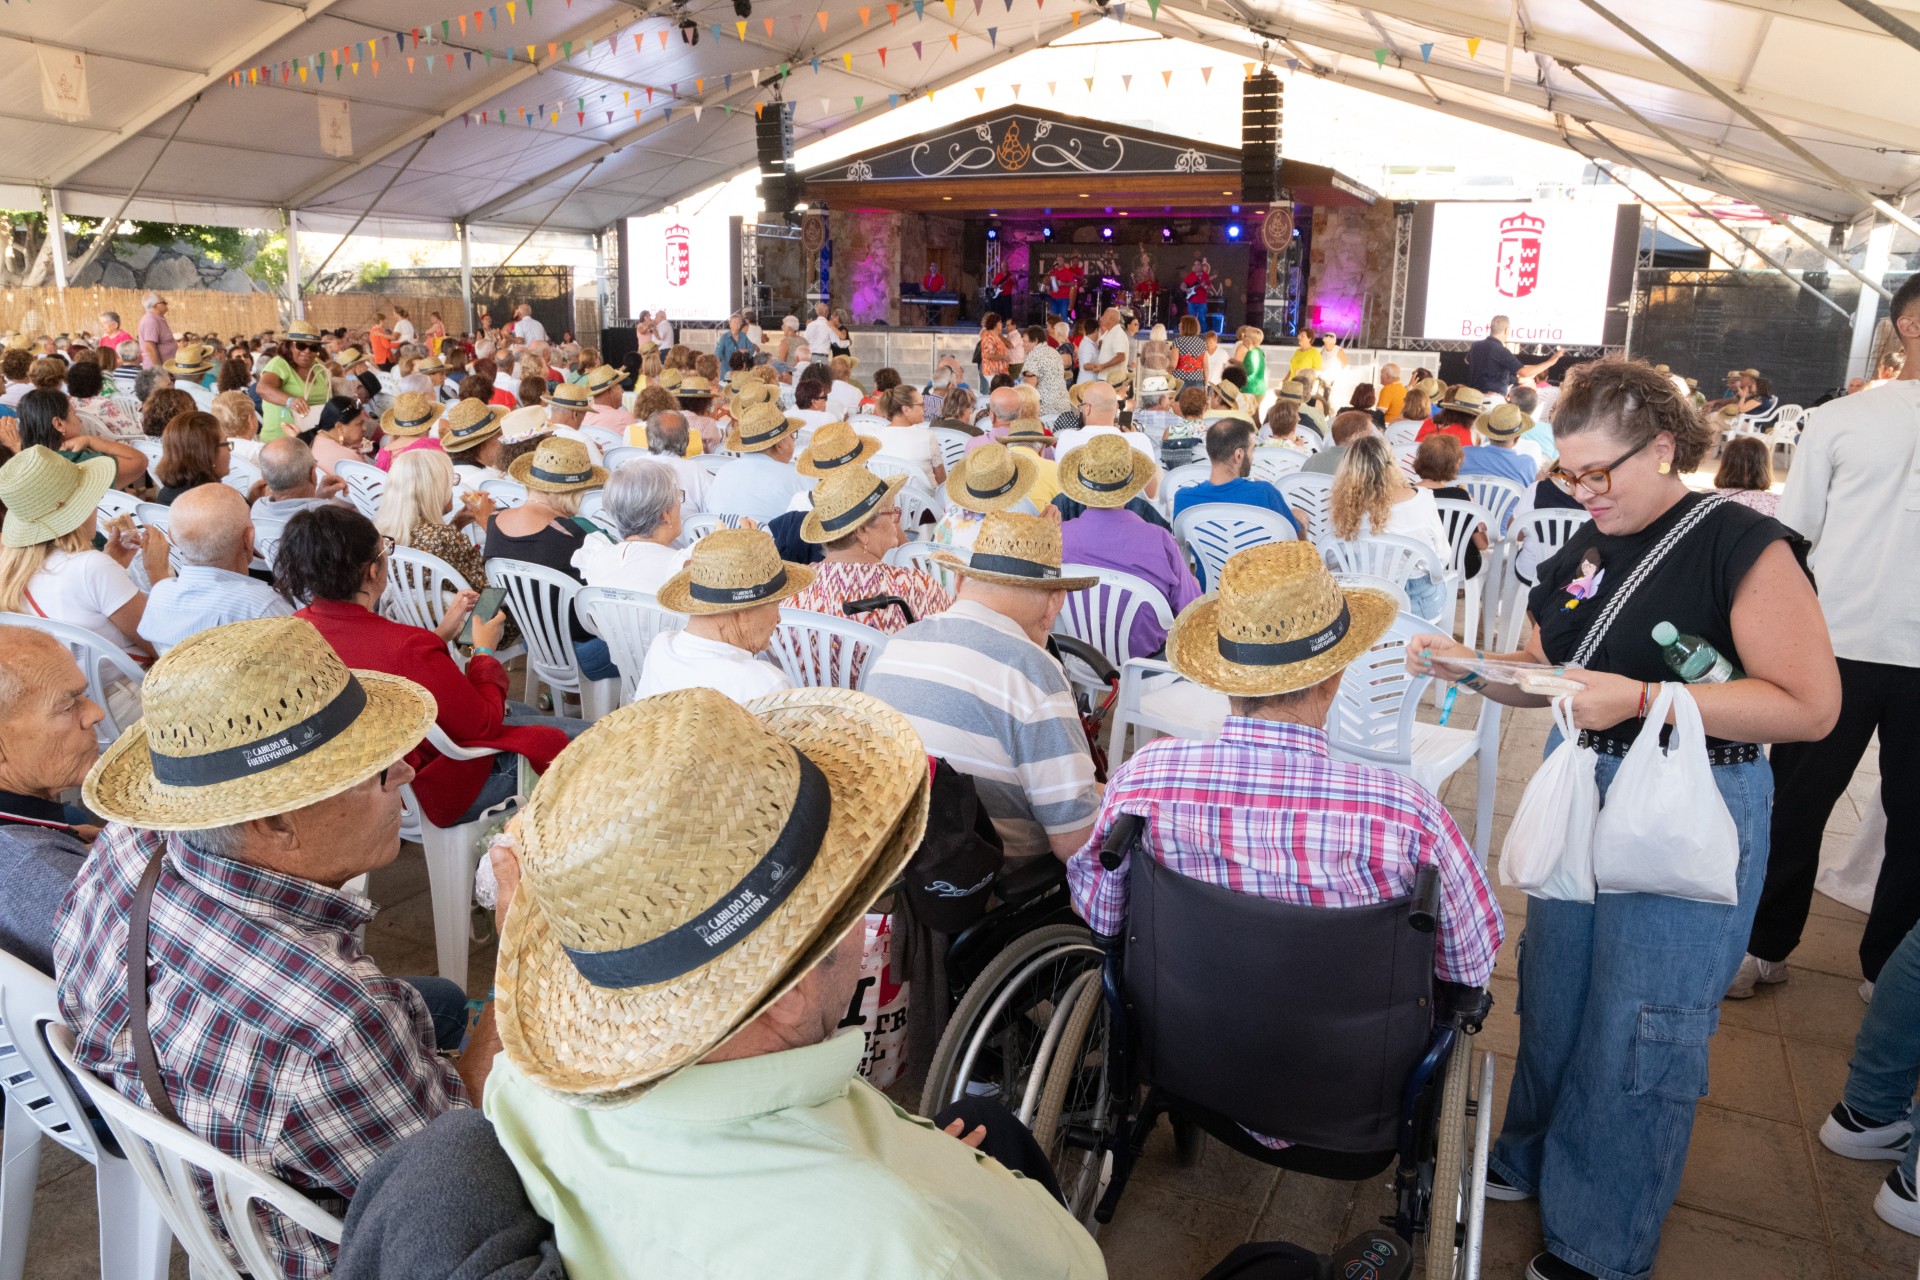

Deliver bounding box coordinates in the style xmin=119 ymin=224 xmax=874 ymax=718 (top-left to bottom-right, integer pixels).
xmin=163 ymin=344 xmax=216 ymax=377
xmin=284 ymin=321 xmax=324 ymax=345
xmin=0 ymin=446 xmax=117 ymax=548
xmin=656 ymin=526 xmax=816 ymax=615
xmin=83 ymin=617 xmax=438 ymax=831
xmin=440 ymin=398 xmax=507 ymax=453
xmin=494 ymin=686 xmax=931 ymax=1100
xmin=799 ymin=467 xmax=908 ymax=544
xmin=934 ymin=511 xmax=1097 ymax=591
xmin=380 ymin=391 xmax=445 ymax=439
xmin=1439 ymin=385 xmax=1488 ymax=416
xmin=674 ymin=375 xmax=714 ymax=400
xmin=506 ymin=436 xmax=609 ymax=493
xmin=1057 ymin=433 xmax=1152 ymax=508
xmin=795 ymin=421 xmax=880 ymax=477
xmin=1166 ymin=541 xmax=1397 ymax=697
xmin=542 ymin=383 xmax=595 ymax=412
xmin=1003 ymin=418 xmax=1055 ymax=448
xmin=731 ymin=381 xmax=781 ymax=411
xmin=944 ymin=442 xmax=1038 ymax=513
xmin=334 ymin=347 xmax=368 ymax=369
xmin=498 ymin=405 xmax=551 ymax=444
xmin=725 ymin=403 xmax=803 ymax=454
xmin=1472 ymin=401 xmax=1534 ymax=443
xmin=581 ymin=364 xmax=625 ymax=396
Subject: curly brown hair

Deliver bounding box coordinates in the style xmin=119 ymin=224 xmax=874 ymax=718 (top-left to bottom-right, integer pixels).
xmin=141 ymin=387 xmax=195 ymax=438
xmin=1554 ymin=357 xmax=1714 ymax=472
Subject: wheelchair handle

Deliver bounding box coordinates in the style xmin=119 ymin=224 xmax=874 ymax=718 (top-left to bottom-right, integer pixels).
xmin=1408 ymin=863 xmax=1440 ymax=934
xmin=842 ymin=594 xmax=917 ymax=626
xmin=1099 ymin=813 xmax=1142 ymax=871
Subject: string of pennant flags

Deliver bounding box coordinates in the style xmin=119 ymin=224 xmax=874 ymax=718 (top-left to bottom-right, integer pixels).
xmin=223 ymin=0 xmax=1499 ymax=90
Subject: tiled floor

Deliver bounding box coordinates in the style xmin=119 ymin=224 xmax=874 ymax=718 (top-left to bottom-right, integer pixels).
xmin=13 ymin=717 xmax=1916 ymax=1278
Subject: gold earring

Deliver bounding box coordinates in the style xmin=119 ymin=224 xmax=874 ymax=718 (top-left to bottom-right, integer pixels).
xmin=1657 ymin=460 xmax=1672 ymax=474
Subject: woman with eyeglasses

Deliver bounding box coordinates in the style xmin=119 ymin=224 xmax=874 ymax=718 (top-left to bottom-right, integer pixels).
xmin=257 ymin=324 xmax=332 ymax=443
xmin=1407 ymin=359 xmax=1840 ymax=1280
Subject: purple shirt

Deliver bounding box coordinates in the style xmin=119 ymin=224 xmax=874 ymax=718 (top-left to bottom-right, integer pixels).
xmin=136 ymin=311 xmax=176 ymax=367
xmin=1059 ymin=506 xmax=1202 ymax=658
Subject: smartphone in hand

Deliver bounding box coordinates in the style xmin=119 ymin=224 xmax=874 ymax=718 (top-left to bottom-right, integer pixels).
xmin=459 ymin=585 xmax=508 ymax=647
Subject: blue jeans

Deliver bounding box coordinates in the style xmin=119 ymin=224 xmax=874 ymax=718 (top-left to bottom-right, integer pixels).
xmin=401 ymin=975 xmax=471 ymax=1052
xmin=1406 ymin=574 xmax=1446 ymax=624
xmin=575 ymin=636 xmax=619 ymax=682
xmin=453 ymin=701 xmax=590 ymax=824
xmin=1842 ymin=918 xmax=1920 ymax=1187
xmin=1490 ymin=747 xmax=1774 ymax=1280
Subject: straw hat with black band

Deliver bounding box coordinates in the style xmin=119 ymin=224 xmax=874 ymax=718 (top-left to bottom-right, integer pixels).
xmin=494 ymin=686 xmax=931 ymax=1099
xmin=542 ymin=383 xmax=594 ymax=414
xmin=334 ymin=347 xmax=369 ymax=370
xmin=163 ymin=343 xmax=216 ymax=378
xmin=380 ymin=391 xmax=445 ymax=439
xmin=725 ymin=403 xmax=803 ymax=454
xmin=799 ymin=465 xmax=908 ymax=545
xmin=1166 ymin=542 xmax=1396 ymax=697
xmin=580 ymin=364 xmax=625 ymax=397
xmin=934 ymin=512 xmax=1097 ymax=592
xmin=440 ymin=398 xmax=507 ymax=453
xmin=83 ymin=616 xmax=437 ymax=831
xmin=635 ymin=339 xmax=659 ymax=358
xmin=417 ymin=355 xmax=448 ymax=375
xmin=656 ymin=527 xmax=815 ymax=615
xmin=730 ymin=380 xmax=780 ymax=411
xmin=1472 ymin=401 xmax=1534 ymax=443
xmin=943 ymin=443 xmax=1037 ymax=514
xmin=795 ymin=421 xmax=880 ymax=477
xmin=1057 ymin=432 xmax=1152 ymax=508
xmin=1277 ymin=379 xmax=1310 ymax=403
xmin=656 ymin=367 xmax=684 ymax=392
xmin=0 ymin=446 xmax=117 ymax=548
xmin=674 ymin=374 xmax=714 ymax=401
xmin=1439 ymin=386 xmax=1489 ymax=417
xmin=284 ymin=321 xmax=324 ymax=346
xmin=1004 ymin=419 xmax=1055 ymax=449
xmin=506 ymin=436 xmax=609 ymax=493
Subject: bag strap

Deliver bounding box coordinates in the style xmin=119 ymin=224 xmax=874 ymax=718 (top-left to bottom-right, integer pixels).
xmin=1569 ymin=494 xmax=1732 ymax=670
xmin=126 ymin=846 xmax=184 ymax=1126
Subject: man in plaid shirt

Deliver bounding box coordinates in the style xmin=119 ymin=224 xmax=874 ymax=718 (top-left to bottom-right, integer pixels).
xmin=1067 ymin=543 xmax=1502 ymax=1148
xmin=53 ymin=617 xmax=502 ymax=1280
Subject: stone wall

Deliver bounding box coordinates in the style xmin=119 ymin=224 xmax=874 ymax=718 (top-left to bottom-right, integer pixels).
xmin=900 ymin=215 xmax=970 ymax=300
xmin=1306 ymin=203 xmax=1398 ymax=346
xmin=69 ymin=237 xmax=263 ymax=294
xmin=828 ymin=210 xmax=902 ymax=325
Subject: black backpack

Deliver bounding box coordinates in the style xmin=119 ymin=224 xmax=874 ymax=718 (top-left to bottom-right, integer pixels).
xmin=900 ymin=759 xmax=1005 ymax=933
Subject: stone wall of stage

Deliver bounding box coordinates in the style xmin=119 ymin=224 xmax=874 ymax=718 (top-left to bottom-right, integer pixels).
xmin=1306 ymin=201 xmax=1398 ymax=347
xmin=828 ymin=209 xmax=903 ymax=325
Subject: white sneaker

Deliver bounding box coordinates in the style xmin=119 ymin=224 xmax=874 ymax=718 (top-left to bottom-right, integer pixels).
xmin=1820 ymin=1102 xmax=1913 ymax=1161
xmin=1861 ymin=979 xmax=1876 ymax=1004
xmin=1873 ymin=1168 xmax=1920 ymax=1238
xmin=1725 ymin=954 xmax=1788 ymax=999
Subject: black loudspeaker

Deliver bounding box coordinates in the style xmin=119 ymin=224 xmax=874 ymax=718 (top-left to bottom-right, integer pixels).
xmin=1241 ymin=71 xmax=1283 ymax=205
xmin=756 ymin=103 xmax=797 ymax=216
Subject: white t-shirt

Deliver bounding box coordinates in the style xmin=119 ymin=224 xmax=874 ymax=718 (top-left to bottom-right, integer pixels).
xmin=27 ymin=550 xmax=141 ymax=653
xmin=1204 ymin=346 xmax=1231 ymax=385
xmin=1356 ymin=487 xmax=1451 ymax=571
xmin=393 ymin=318 xmax=417 ymax=344
xmin=1074 ymin=336 xmax=1099 ymax=385
xmin=512 ymin=315 xmax=549 ymax=345
xmin=1097 ymin=325 xmax=1132 ymax=384
xmin=827 ymin=380 xmax=864 ymax=420
xmin=633 ymin=629 xmax=792 ymax=705
xmin=871 ymin=424 xmax=938 ymax=484
xmin=804 ymin=316 xmax=836 ymax=354
xmin=655 ymin=319 xmax=674 ymax=347
xmin=572 ymin=537 xmax=693 ymax=596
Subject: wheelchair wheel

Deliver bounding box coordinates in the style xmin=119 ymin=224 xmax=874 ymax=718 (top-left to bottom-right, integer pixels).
xmin=1032 ymin=974 xmax=1116 ymax=1224
xmin=919 ymin=923 xmax=1102 ymax=1119
xmin=1425 ymin=1039 xmax=1475 ymax=1279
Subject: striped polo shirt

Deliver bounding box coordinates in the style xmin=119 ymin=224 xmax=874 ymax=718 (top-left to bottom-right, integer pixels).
xmin=863 ymin=599 xmax=1100 ymax=860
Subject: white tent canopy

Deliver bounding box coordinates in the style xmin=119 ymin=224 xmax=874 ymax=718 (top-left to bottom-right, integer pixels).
xmin=0 ymin=0 xmax=1916 ymax=244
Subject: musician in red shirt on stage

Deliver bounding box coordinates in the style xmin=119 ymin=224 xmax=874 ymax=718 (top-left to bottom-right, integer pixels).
xmin=1045 ymin=258 xmax=1077 ymax=321
xmin=920 ymin=262 xmax=948 ymax=325
xmin=1182 ymin=254 xmax=1216 ymax=331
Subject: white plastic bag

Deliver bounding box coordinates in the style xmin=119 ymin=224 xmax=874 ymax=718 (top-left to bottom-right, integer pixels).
xmin=1591 ymin=683 xmax=1740 ymax=904
xmin=1500 ymin=698 xmax=1599 ymax=902
xmin=852 ymin=913 xmax=911 ymax=1088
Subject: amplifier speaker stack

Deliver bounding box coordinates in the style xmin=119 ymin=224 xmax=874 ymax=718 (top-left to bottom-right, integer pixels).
xmin=1241 ymin=71 xmax=1283 ymax=205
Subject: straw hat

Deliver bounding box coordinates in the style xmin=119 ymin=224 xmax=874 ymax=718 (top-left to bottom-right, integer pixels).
xmin=440 ymin=398 xmax=507 ymax=454
xmin=580 ymin=364 xmax=625 ymax=396
xmin=731 ymin=381 xmax=780 ymax=411
xmin=675 ymin=374 xmax=715 ymax=400
xmin=656 ymin=368 xmax=685 ymax=392
xmin=284 ymin=321 xmax=324 ymax=345
xmin=1277 ymin=379 xmax=1309 ymax=402
xmin=1413 ymin=376 xmax=1444 ymax=400
xmin=635 ymin=338 xmax=660 ymax=357
xmin=656 ymin=526 xmax=815 ymax=615
xmin=416 ymin=355 xmax=448 ymax=374
xmin=794 ymin=421 xmax=880 ymax=477
xmin=1004 ymin=419 xmax=1055 ymax=448
xmin=0 ymin=446 xmax=117 ymax=548
xmin=799 ymin=466 xmax=908 ymax=544
xmin=542 ymin=382 xmax=594 ymax=414
xmin=1472 ymin=401 xmax=1533 ymax=443
xmin=934 ymin=512 xmax=1097 ymax=591
xmin=726 ymin=370 xmax=755 ymax=394
xmin=1439 ymin=385 xmax=1488 ymax=416
xmin=506 ymin=436 xmax=608 ymax=493
xmin=944 ymin=442 xmax=1037 ymax=513
xmin=380 ymin=391 xmax=444 ymax=438
xmin=82 ymin=617 xmax=437 ymax=831
xmin=493 ymin=686 xmax=930 ymax=1099
xmin=725 ymin=403 xmax=803 ymax=454
xmin=163 ymin=343 xmax=217 ymax=377
xmin=334 ymin=347 xmax=369 ymax=369
xmin=499 ymin=405 xmax=551 ymax=444
xmin=1166 ymin=542 xmax=1397 ymax=697
xmin=1058 ymin=433 xmax=1152 ymax=508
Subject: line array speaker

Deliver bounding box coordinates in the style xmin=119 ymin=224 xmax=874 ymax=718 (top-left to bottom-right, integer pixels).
xmin=756 ymin=102 xmax=798 ymax=216
xmin=1241 ymin=71 xmax=1283 ymax=205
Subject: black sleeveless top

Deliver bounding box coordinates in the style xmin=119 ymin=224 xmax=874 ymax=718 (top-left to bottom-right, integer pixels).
xmin=1528 ymin=492 xmax=1791 ymax=743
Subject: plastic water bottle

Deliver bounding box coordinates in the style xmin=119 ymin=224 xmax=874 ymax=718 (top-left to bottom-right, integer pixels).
xmin=1652 ymin=621 xmax=1742 ymax=683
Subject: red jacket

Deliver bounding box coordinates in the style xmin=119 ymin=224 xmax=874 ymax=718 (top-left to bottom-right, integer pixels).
xmin=297 ymin=598 xmax=570 ymax=827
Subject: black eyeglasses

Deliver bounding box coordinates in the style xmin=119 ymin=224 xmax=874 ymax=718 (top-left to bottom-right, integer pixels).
xmin=1546 ymin=437 xmax=1651 ymax=497
xmin=294 ymin=342 xmax=323 ymax=353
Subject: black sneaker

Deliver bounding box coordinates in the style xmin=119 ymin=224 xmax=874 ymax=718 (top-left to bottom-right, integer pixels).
xmin=1820 ymin=1101 xmax=1912 ymax=1161
xmin=1527 ymin=1251 xmax=1601 ymax=1280
xmin=1485 ymin=1169 xmax=1535 ymax=1202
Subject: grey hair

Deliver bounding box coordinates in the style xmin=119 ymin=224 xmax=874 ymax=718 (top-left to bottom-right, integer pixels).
xmin=133 ymin=365 xmax=172 ymax=403
xmin=100 ymin=310 xmax=121 ymax=327
xmin=603 ymin=460 xmax=681 ymax=539
xmin=1228 ymin=688 xmax=1318 ymax=716
xmin=645 ymin=409 xmax=689 ymax=455
xmin=187 ymin=824 xmax=250 ymax=860
xmin=258 ymin=437 xmax=318 ymax=493
xmin=142 ymin=292 xmax=164 ymax=309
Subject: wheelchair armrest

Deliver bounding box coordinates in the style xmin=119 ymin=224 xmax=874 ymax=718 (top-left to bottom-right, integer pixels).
xmin=993 ymin=854 xmax=1066 ymax=909
xmin=1408 ymin=863 xmax=1440 ymax=934
xmin=1436 ymin=981 xmax=1492 ymax=1035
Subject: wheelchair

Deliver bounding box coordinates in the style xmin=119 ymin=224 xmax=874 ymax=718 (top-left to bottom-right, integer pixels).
xmin=923 ymin=815 xmax=1497 ymax=1280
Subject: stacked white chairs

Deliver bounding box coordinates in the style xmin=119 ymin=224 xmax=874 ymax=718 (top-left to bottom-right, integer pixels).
xmin=1278 ymin=472 xmax=1334 ymax=545
xmin=0 ymin=613 xmax=144 ymax=748
xmin=1159 ymin=461 xmax=1215 ymax=515
xmin=0 ymin=949 xmax=172 ymax=1280
xmin=1172 ymin=503 xmax=1296 ymax=591
xmin=485 ymin=558 xmax=621 ymax=721
xmin=49 ymin=1025 xmax=343 ymax=1280
xmin=766 ymin=608 xmax=891 ymax=690
xmin=1249 ymin=447 xmax=1306 ymax=485
xmin=576 ymin=587 xmax=687 ymax=703
xmin=398 ymin=723 xmax=524 ymax=990
xmin=333 ymin=459 xmax=386 ymax=520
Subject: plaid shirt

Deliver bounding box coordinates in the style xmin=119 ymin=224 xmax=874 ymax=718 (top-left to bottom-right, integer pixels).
xmin=54 ymin=824 xmax=465 ymax=1280
xmin=1067 ymin=718 xmax=1502 ymax=986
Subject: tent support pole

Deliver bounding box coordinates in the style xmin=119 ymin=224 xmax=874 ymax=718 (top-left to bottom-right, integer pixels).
xmin=283 ymin=209 xmax=304 ymax=321
xmin=1848 ymin=216 xmax=1895 ymax=380
xmin=44 ymin=188 xmax=68 ymax=289
xmin=1832 ymin=0 xmax=1920 ymax=53
xmin=477 ymin=160 xmax=604 ymax=298
xmin=61 ymin=95 xmax=200 ymax=285
xmin=302 ymin=133 xmax=434 ymax=287
xmin=459 ymin=222 xmax=475 ymax=334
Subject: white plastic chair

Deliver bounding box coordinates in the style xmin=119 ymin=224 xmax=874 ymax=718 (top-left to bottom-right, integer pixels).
xmin=1330 ymin=572 xmax=1412 ymax=612
xmin=897 ymin=480 xmax=941 ymax=532
xmin=478 ymin=477 xmax=528 ymax=509
xmin=95 ymin=489 xmax=141 ymax=524
xmin=1249 ymin=447 xmax=1306 ymax=485
xmin=1385 ymin=420 xmax=1421 ymax=449
xmin=1433 ymin=497 xmax=1495 ymax=646
xmin=582 ymin=425 xmax=625 ymax=456
xmin=48 ymin=1024 xmax=342 ymax=1280
xmin=334 ymin=459 xmax=386 ymax=520
xmin=931 ymin=426 xmax=972 ymax=472
xmin=1159 ymin=461 xmax=1214 ymax=516
xmin=603 ymin=444 xmax=650 ymax=472
xmin=1295 ymin=424 xmax=1325 ymax=453
xmin=576 ymin=586 xmax=686 ymax=704
xmin=0 ymin=949 xmax=172 ymax=1280
xmin=676 ymin=512 xmax=727 ymax=548
xmin=1507 ymin=508 xmax=1593 ymax=599
xmin=133 ymin=501 xmax=172 ymax=533
xmin=1392 ymin=442 xmax=1421 ymax=483
xmin=691 ymin=454 xmax=734 ymax=479
xmin=1770 ymin=415 xmax=1804 ymax=469
xmin=1278 ymin=472 xmax=1334 ymax=545
xmin=887 ymin=540 xmax=964 ymax=593
xmin=1458 ymin=475 xmax=1527 ymax=537
xmin=1173 ymin=503 xmax=1296 ymax=591
xmin=1105 ymin=656 xmax=1226 ymax=767
xmin=866 ymin=454 xmax=932 ymax=489
xmin=485 ymin=558 xmax=621 ymax=721
xmin=125 ymin=437 xmax=164 ymax=470
xmin=220 ymin=457 xmax=260 ymax=498
xmin=398 ymin=723 xmax=524 ymax=991
xmin=1053 ymin=563 xmax=1174 ymax=671
xmin=0 ymin=612 xmax=145 ymax=748
xmin=766 ymin=607 xmax=891 ymax=689
xmin=1317 ymin=532 xmax=1449 ymax=621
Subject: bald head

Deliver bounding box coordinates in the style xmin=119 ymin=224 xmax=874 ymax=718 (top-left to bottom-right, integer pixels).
xmin=0 ymin=624 xmax=100 ymax=797
xmin=1100 ymin=308 xmax=1121 ymax=330
xmin=1080 ymin=381 xmax=1118 ymax=425
xmin=988 ymin=386 xmax=1023 ymax=428
xmin=169 ymin=484 xmax=254 ymax=571
xmin=0 ymin=626 xmax=73 ymax=722
xmin=259 ymin=437 xmax=319 ymax=497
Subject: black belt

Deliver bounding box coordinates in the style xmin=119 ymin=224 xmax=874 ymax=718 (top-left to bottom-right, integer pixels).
xmin=1578 ymin=729 xmax=1760 ymax=767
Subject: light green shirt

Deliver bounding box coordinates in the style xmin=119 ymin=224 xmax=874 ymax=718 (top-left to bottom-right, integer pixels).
xmin=259 ymin=355 xmax=330 ymax=442
xmin=485 ymin=1031 xmax=1107 ymax=1280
